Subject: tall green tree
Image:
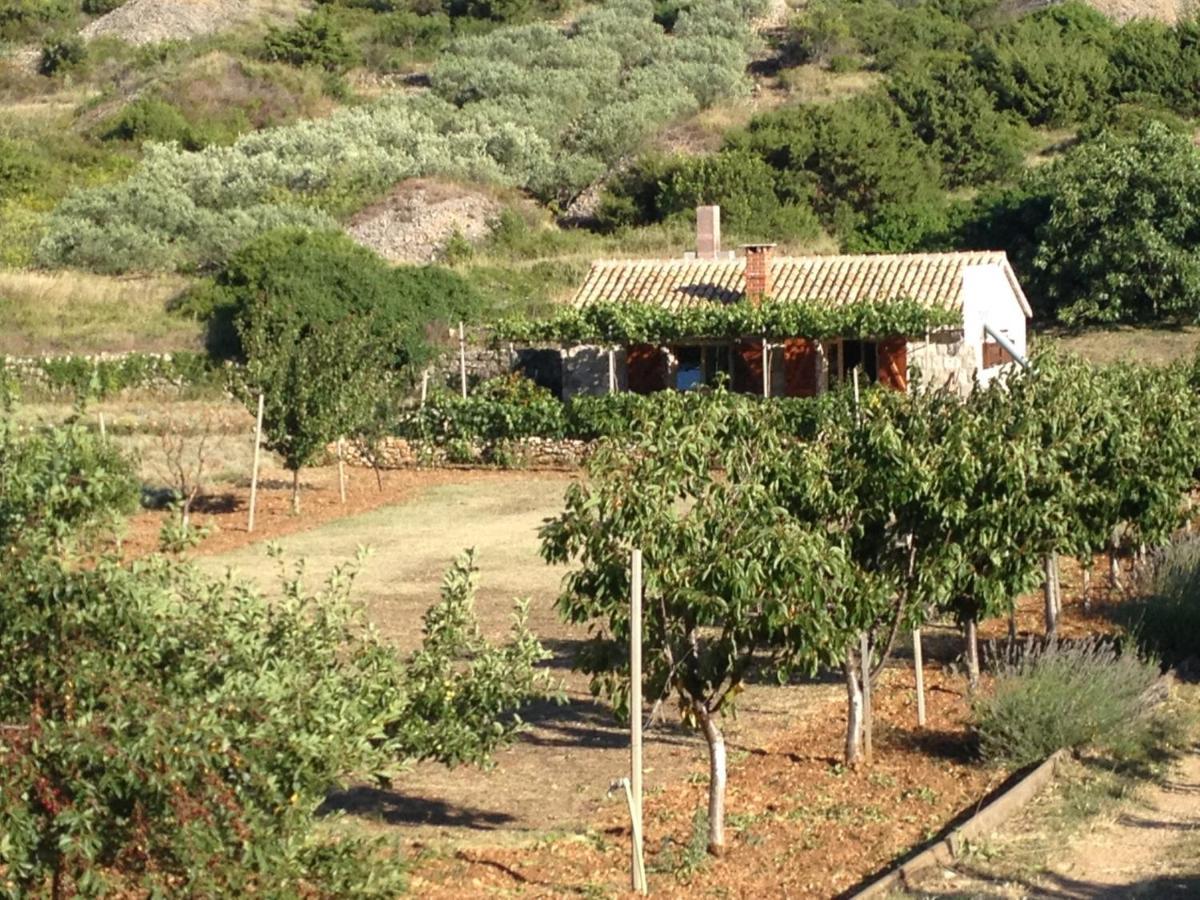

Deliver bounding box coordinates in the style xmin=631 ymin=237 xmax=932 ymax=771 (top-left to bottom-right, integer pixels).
xmin=542 ymin=391 xmax=873 ymax=853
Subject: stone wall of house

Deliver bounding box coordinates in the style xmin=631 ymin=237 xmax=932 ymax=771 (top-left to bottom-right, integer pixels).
xmin=338 ymin=436 xmax=589 ymax=469
xmin=563 ymin=345 xmax=627 ymax=398
xmin=424 ymin=340 xmax=514 ymax=394
xmin=908 ymin=328 xmax=977 ymax=396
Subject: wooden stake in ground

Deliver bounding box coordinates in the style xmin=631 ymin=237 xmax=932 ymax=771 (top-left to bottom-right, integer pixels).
xmin=420 ymin=369 xmax=429 ymax=407
xmin=98 ymin=412 xmax=106 ymax=441
xmin=458 ymin=321 xmax=468 ymax=399
xmin=913 ymin=628 xmax=926 ymax=727
xmin=247 ymin=392 xmax=264 ymax=534
xmin=965 ymin=617 xmax=980 ymax=689
xmin=336 ymin=437 xmax=347 ymax=505
xmin=608 ymin=348 xmax=617 ymax=394
xmin=629 ymin=548 xmax=647 ymax=895
xmin=761 ymin=338 xmax=770 ymax=398
xmin=860 ymin=631 xmax=873 ymax=765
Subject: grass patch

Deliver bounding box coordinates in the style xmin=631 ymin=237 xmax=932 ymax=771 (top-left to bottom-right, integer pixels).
xmin=1042 ymin=325 xmax=1200 ymax=366
xmin=0 ymin=269 xmax=202 ymax=354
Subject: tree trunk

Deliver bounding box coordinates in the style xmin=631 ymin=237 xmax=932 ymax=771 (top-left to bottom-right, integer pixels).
xmin=1082 ymin=567 xmax=1092 ymax=613
xmin=291 ymin=468 xmax=301 ymax=515
xmin=1043 ymin=553 xmax=1059 ymax=639
xmin=843 ymin=656 xmax=864 ymax=767
xmin=1008 ymin=607 xmax=1017 ymax=642
xmin=696 ymin=704 xmax=726 ymax=856
xmin=965 ymin=618 xmax=980 ymax=690
xmin=1109 ymin=543 xmax=1122 ymax=589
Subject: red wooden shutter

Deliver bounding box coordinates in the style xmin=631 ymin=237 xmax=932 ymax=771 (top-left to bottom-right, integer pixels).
xmin=876 ymin=338 xmax=908 ymax=392
xmin=626 ymin=344 xmax=667 ymax=394
xmin=783 ymin=338 xmax=821 ymax=397
xmin=982 ymin=340 xmax=1013 ymax=369
xmin=732 ymin=339 xmax=764 ymax=394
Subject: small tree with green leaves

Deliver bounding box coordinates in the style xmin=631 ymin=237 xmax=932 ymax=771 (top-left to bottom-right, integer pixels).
xmin=542 ymin=391 xmax=870 ymax=853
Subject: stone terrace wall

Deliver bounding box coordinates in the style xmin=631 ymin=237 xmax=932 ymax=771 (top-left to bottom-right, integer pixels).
xmin=339 ymin=436 xmax=589 ymax=470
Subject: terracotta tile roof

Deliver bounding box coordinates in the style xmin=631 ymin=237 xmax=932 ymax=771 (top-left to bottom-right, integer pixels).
xmin=572 ymin=251 xmax=1031 ymax=316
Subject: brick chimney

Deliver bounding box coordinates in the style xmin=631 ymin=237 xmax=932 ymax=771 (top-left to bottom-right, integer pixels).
xmin=696 ymin=205 xmax=721 ymax=259
xmin=743 ymin=244 xmax=775 ymax=306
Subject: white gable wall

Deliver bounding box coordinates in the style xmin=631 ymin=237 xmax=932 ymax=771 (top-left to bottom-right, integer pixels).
xmin=961 ymin=264 xmax=1028 ymax=388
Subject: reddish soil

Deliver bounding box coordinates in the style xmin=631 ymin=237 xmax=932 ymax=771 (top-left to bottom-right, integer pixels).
xmin=410 ymin=667 xmax=1007 ymax=899
xmin=114 ymin=464 xmax=563 ymax=561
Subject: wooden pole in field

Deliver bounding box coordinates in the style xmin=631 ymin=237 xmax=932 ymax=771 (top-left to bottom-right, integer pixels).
xmin=630 ymin=548 xmax=647 ymax=895
xmin=761 ymin=339 xmax=770 ymax=398
xmin=608 ymin=347 xmax=617 ymax=393
xmin=913 ymin=628 xmax=926 ymax=727
xmin=420 ymin=369 xmax=429 ymax=407
xmin=98 ymin=412 xmax=106 ymax=441
xmin=860 ymin=631 xmax=873 ymax=765
xmin=458 ymin=321 xmax=468 ymax=398
xmin=248 ymin=392 xmax=264 ymax=533
xmin=336 ymin=437 xmax=347 ymax=505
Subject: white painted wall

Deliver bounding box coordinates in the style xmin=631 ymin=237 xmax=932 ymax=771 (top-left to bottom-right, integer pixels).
xmin=961 ymin=265 xmax=1029 ymax=388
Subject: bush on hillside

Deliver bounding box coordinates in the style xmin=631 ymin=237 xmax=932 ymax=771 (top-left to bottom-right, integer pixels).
xmin=971 ymin=2 xmax=1114 ymax=127
xmin=97 ymin=96 xmax=201 ymax=149
xmin=886 ymin=53 xmax=1026 ymax=187
xmin=81 ymin=0 xmax=124 ymax=13
xmin=1033 ymin=122 xmax=1200 ymax=325
xmin=1108 ymin=18 xmax=1200 ymax=113
xmin=0 ymin=140 xmax=46 ymax=201
xmin=38 ymin=33 xmax=86 ymax=76
xmin=728 ymin=92 xmax=946 ymax=249
xmin=263 ymin=10 xmax=361 ymax=73
xmin=972 ymin=640 xmax=1163 ymax=768
xmin=216 ymin=228 xmax=482 ymax=370
xmin=0 ymin=0 xmax=76 ymax=41
xmin=1122 ymin=537 xmax=1200 ymax=671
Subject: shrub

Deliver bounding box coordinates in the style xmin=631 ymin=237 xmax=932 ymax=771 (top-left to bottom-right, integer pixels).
xmin=1108 ymin=19 xmax=1199 ymax=112
xmin=81 ymin=0 xmax=123 ymax=12
xmin=0 ymin=0 xmax=76 ymax=41
xmin=972 ymin=2 xmax=1113 ymax=126
xmin=973 ymin=640 xmax=1162 ymax=768
xmin=1122 ymin=537 xmax=1200 ymax=671
xmin=729 ymin=92 xmax=946 ymax=249
xmin=0 ymin=139 xmax=45 ymax=201
xmin=1032 ymin=122 xmax=1200 ymax=325
xmin=0 ymin=420 xmax=139 ymax=554
xmin=886 ymin=53 xmax=1026 ymax=187
xmin=97 ymin=96 xmax=200 ymax=148
xmin=262 ymin=10 xmax=361 ymax=72
xmin=0 ymin=548 xmax=549 ymax=895
xmin=38 ymin=33 xmax=86 ymax=76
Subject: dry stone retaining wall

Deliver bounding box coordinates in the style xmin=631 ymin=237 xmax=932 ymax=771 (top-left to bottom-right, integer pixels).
xmin=338 ymin=436 xmax=589 ymax=470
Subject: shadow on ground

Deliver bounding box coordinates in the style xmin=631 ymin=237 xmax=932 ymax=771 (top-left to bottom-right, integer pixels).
xmin=319 ymin=790 xmax=516 ymax=830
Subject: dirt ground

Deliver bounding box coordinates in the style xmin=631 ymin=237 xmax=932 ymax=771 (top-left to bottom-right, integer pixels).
xmin=902 ymin=696 xmax=1200 ymax=898
xmin=111 ymin=463 xmax=1173 ymax=896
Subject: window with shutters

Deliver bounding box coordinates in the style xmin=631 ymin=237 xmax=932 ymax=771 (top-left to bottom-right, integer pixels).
xmin=982 ymin=340 xmax=1014 ymax=369
xmin=825 ymin=339 xmax=879 ymax=386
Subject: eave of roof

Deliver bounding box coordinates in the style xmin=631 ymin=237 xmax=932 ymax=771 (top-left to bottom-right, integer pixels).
xmin=572 ymin=251 xmax=1032 ymax=318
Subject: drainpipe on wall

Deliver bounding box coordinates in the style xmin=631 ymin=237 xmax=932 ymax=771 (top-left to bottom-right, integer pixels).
xmin=982 ymin=324 xmax=1030 ymax=371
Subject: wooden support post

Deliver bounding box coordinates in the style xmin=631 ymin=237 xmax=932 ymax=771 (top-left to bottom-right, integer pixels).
xmin=458 ymin=321 xmax=468 ymax=398
xmin=630 ymin=548 xmax=646 ymax=894
xmin=247 ymin=392 xmax=264 ymax=534
xmin=913 ymin=628 xmax=926 ymax=727
xmin=860 ymin=631 xmax=873 ymax=765
xmin=336 ymin=437 xmax=347 ymax=505
xmin=761 ymin=338 xmax=770 ymax=398
xmin=608 ymin=347 xmax=617 ymax=394
xmin=98 ymin=412 xmax=106 ymax=441
xmin=420 ymin=369 xmax=429 ymax=407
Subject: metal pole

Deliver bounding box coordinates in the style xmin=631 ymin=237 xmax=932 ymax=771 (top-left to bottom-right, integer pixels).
xmin=630 ymin=548 xmax=646 ymax=894
xmin=248 ymin=392 xmax=264 ymax=533
xmin=913 ymin=628 xmax=926 ymax=727
xmin=458 ymin=321 xmax=468 ymax=398
xmin=982 ymin=324 xmax=1030 ymax=371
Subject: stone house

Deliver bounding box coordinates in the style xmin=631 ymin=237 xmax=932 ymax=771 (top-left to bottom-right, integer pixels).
xmin=550 ymin=206 xmax=1031 ymax=399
